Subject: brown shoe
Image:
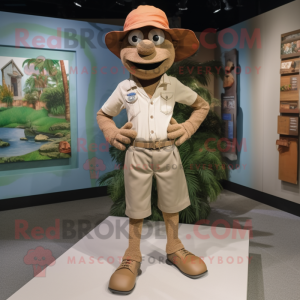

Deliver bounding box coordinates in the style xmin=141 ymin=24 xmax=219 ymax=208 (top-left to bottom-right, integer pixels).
xmin=108 ymin=259 xmax=141 ymax=295
xmin=166 ymin=248 xmax=208 ymax=279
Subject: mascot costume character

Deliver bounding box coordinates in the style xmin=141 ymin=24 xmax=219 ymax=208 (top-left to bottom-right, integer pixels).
xmin=97 ymin=5 xmax=210 ymax=295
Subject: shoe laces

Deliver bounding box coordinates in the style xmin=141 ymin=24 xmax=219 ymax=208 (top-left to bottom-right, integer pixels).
xmin=179 ymin=248 xmax=191 ymax=257
xmin=120 ymin=259 xmax=134 ymax=269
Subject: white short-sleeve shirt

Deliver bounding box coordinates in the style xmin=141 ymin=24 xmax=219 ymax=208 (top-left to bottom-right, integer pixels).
xmin=101 ymin=73 xmax=198 ymax=142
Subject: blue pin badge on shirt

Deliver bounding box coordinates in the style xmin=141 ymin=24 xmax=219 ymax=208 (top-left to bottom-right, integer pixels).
xmin=127 ymin=92 xmax=137 ymax=103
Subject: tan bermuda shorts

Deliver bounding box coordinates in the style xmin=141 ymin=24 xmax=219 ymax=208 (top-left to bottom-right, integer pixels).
xmin=124 ymin=145 xmax=191 ymax=219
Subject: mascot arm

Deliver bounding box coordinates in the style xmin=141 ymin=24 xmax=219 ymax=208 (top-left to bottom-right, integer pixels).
xmin=96 ymin=109 xmax=137 ymax=151
xmin=167 ymin=95 xmax=210 ymax=146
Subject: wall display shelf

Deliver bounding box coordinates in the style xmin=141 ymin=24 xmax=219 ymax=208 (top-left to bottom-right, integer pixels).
xmin=281 ymin=29 xmax=300 ymax=59
xmin=280 ymin=57 xmax=300 ymax=74
xmin=221 ymin=49 xmax=238 ymax=160
xmin=279 ymin=102 xmax=299 ymax=113
xmin=277 ymin=29 xmax=300 ymax=184
xmin=277 ymin=136 xmax=298 ymax=184
xmin=277 ymin=116 xmax=299 ymax=136
xmin=280 ymin=74 xmax=300 ymax=102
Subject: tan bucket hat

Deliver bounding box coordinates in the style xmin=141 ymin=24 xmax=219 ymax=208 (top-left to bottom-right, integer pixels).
xmin=105 ymin=5 xmax=199 ymax=62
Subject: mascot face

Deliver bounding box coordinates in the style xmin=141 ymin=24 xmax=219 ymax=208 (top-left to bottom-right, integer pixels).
xmin=120 ymin=26 xmax=176 ymax=80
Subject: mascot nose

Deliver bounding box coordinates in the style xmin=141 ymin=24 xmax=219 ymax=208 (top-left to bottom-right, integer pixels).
xmin=137 ymin=40 xmax=155 ymax=56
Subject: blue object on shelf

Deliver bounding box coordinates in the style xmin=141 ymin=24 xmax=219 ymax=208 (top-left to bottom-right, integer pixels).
xmin=222 ymin=113 xmax=232 ymax=121
xmin=228 ymin=121 xmax=233 ymax=139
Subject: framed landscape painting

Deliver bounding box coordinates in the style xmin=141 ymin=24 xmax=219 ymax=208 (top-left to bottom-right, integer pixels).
xmin=0 ymin=55 xmax=71 ymax=164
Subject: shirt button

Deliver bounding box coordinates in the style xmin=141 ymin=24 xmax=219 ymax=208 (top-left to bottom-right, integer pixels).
xmin=150 ymin=101 xmax=153 ymax=105
xmin=151 ymin=130 xmax=154 ymax=134
xmin=150 ymin=115 xmax=153 ymax=119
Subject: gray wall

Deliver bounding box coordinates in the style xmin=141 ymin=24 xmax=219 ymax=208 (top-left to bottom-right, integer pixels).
xmin=214 ymin=0 xmax=300 ymax=204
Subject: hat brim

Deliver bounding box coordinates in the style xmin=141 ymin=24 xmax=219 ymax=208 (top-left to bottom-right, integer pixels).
xmin=105 ymin=23 xmax=199 ymax=62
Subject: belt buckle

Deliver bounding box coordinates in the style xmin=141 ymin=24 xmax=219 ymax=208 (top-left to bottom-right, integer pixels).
xmin=152 ymin=140 xmax=156 ymax=150
xmin=152 ymin=139 xmax=161 ymax=150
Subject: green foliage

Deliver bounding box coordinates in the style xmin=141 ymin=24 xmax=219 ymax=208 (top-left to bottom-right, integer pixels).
xmin=23 ymin=74 xmax=48 ymax=107
xmin=0 ymin=107 xmax=9 ymax=112
xmin=40 ymin=83 xmax=65 ymax=112
xmin=98 ymin=59 xmax=227 ymax=224
xmin=50 ymin=105 xmax=65 ymax=115
xmin=24 ymin=89 xmax=39 ymax=106
xmin=0 ymin=83 xmax=13 ymax=106
xmin=31 ymin=73 xmax=48 ymax=89
xmin=1 ymin=96 xmax=13 ymax=106
xmin=22 ymin=73 xmax=48 ymax=92
xmin=17 ymin=150 xmax=52 ymax=161
xmin=22 ymin=58 xmax=59 ymax=76
xmin=48 ymin=66 xmax=68 ymax=87
xmin=0 ymin=107 xmax=46 ymax=127
xmin=22 ymin=60 xmax=63 ymax=99
xmin=0 ymin=150 xmax=52 ymax=164
xmin=0 ymin=107 xmax=66 ymax=133
xmin=23 ymin=76 xmax=38 ymax=93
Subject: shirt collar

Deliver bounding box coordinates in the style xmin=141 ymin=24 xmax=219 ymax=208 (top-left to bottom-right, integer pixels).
xmin=127 ymin=73 xmax=171 ymax=91
xmin=162 ymin=73 xmax=171 ymax=85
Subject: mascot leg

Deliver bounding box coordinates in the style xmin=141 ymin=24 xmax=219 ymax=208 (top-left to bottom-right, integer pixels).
xmin=162 ymin=212 xmax=185 ymax=254
xmin=163 ymin=211 xmax=208 ymax=279
xmin=108 ymin=218 xmax=143 ymax=295
xmin=124 ymin=218 xmax=144 ymax=261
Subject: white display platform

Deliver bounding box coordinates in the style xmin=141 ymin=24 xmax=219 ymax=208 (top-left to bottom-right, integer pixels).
xmin=9 ymin=216 xmax=249 ymax=300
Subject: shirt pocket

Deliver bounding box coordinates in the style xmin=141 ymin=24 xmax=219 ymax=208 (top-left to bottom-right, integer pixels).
xmin=124 ymin=93 xmax=141 ymax=121
xmin=160 ymin=92 xmax=174 ymax=115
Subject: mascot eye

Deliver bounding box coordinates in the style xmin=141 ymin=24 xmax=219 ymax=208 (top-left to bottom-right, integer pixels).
xmin=128 ymin=30 xmax=144 ymax=46
xmin=148 ymin=29 xmax=165 ymax=45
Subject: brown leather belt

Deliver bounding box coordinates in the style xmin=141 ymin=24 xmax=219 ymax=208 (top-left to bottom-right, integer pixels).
xmin=131 ymin=139 xmax=175 ymax=149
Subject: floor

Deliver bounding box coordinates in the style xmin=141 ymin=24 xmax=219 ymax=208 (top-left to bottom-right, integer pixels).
xmin=7 ymin=216 xmax=249 ymax=300
xmin=0 ymin=189 xmax=299 ymax=300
